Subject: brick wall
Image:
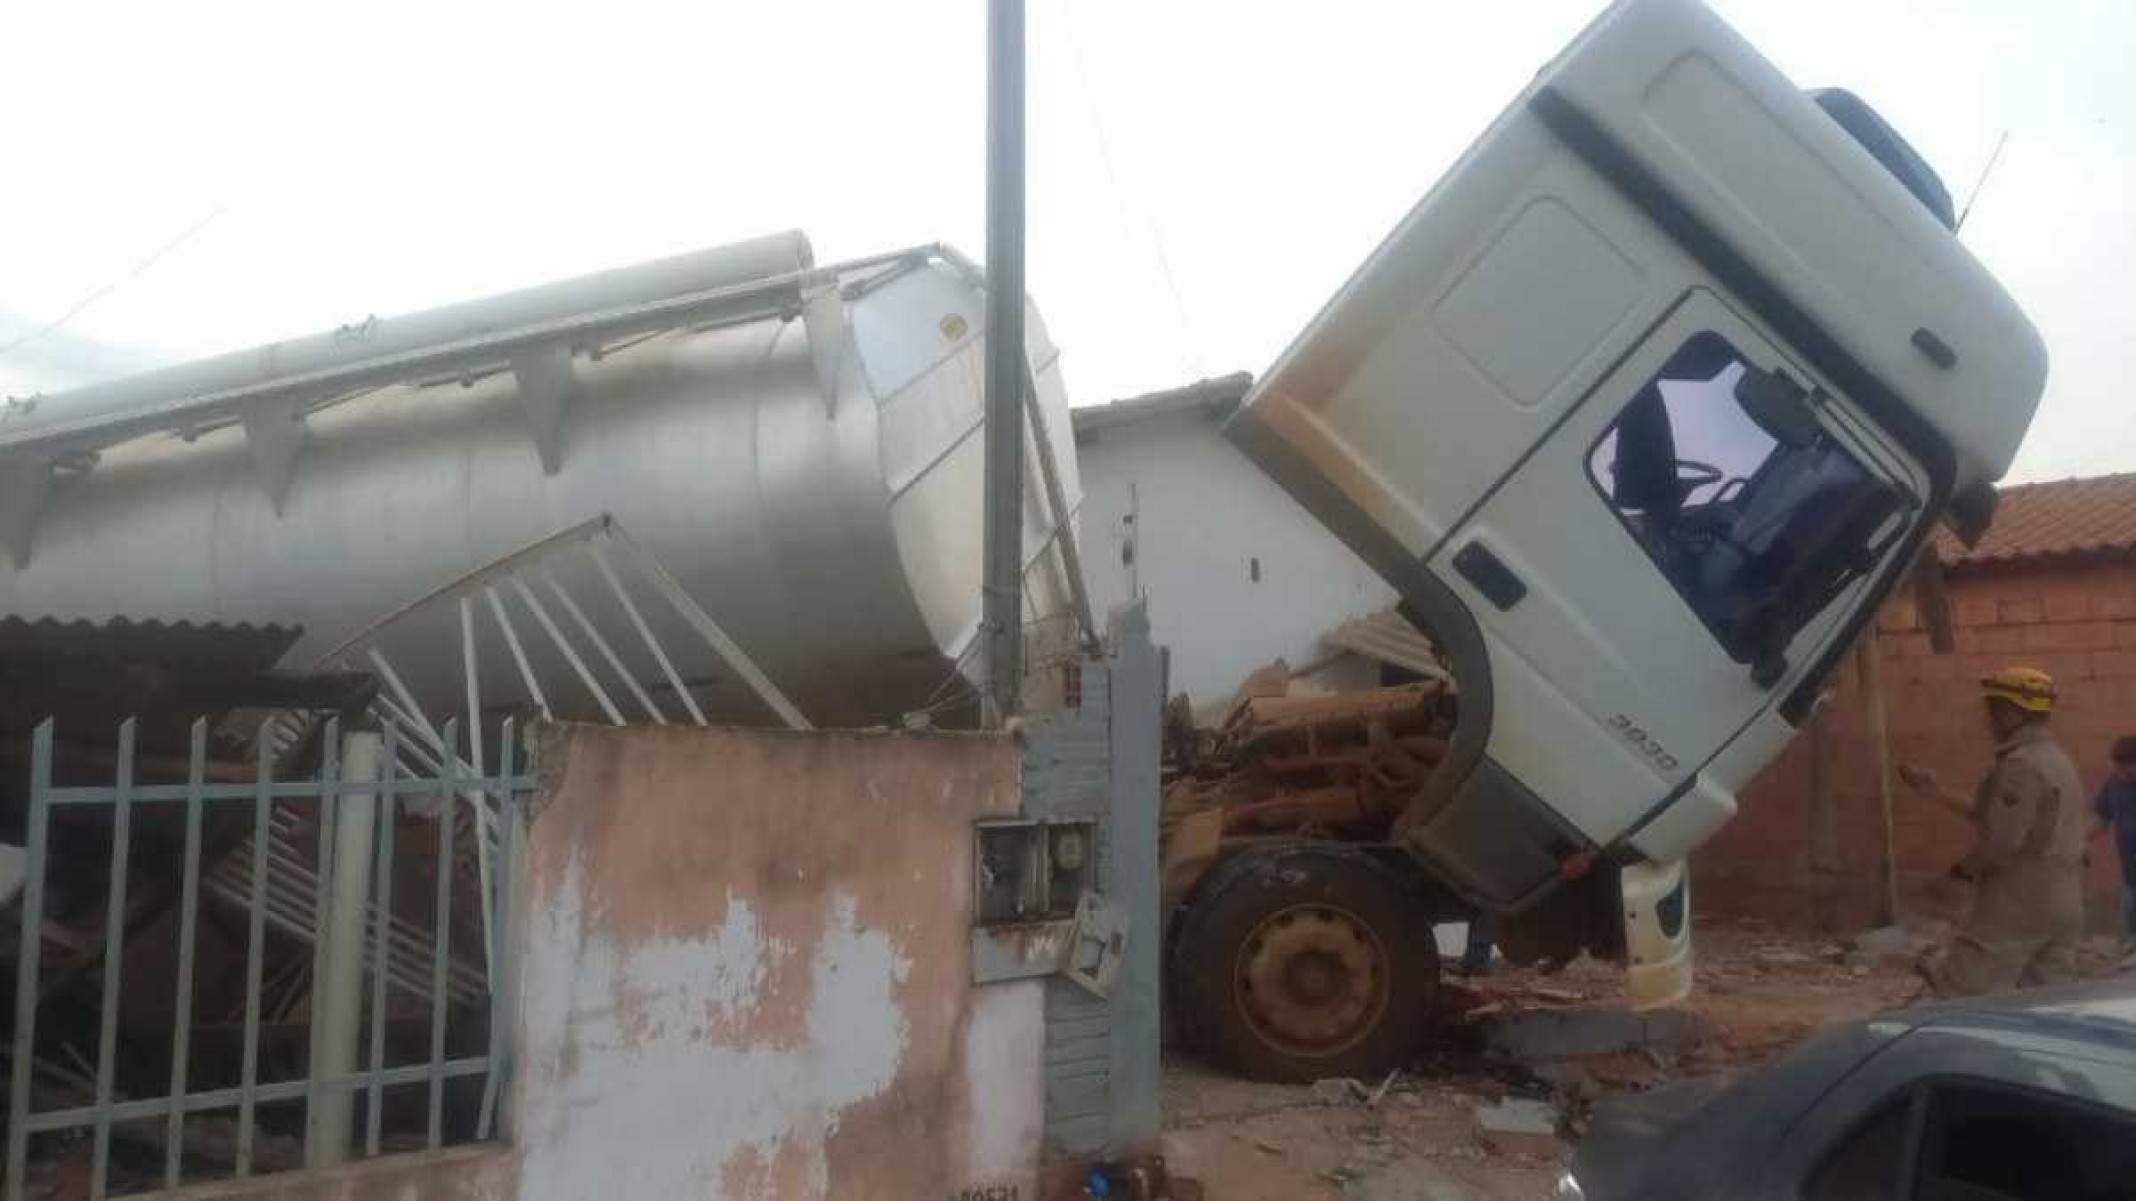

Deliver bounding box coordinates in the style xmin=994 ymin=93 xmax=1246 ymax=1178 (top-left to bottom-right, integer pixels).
xmin=1696 ymin=556 xmax=2136 ymax=931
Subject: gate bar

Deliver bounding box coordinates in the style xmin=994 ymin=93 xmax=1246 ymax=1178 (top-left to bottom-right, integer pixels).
xmin=89 ymin=720 xmax=135 ymax=1199
xmin=5 ymin=722 xmax=54 ymax=1201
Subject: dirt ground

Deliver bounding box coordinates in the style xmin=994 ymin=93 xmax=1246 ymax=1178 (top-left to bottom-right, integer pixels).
xmin=1160 ymin=918 xmax=2135 ymax=1200
xmin=1161 ymin=1060 xmax=1564 ymax=1201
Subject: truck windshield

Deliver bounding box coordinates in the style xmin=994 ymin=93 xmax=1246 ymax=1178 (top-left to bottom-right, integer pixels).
xmin=1587 ymin=331 xmax=1908 ymax=668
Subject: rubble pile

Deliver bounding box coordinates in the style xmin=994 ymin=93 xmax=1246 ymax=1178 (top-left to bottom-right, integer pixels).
xmin=1159 ymin=919 xmax=1941 ymax=1198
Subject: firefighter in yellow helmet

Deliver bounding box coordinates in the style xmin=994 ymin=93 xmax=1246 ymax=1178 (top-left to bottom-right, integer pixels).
xmin=1897 ymin=667 xmax=2089 ymax=996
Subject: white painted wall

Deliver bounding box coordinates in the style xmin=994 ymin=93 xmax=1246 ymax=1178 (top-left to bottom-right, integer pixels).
xmin=1076 ymin=408 xmax=1396 ymax=708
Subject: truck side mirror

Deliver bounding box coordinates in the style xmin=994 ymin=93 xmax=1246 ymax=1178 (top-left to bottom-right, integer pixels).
xmin=1751 ymin=647 xmax=1789 ymax=690
xmin=1946 ymin=479 xmax=1998 ymax=548
xmin=1743 ymin=605 xmax=1791 ymax=689
xmin=1735 ymin=367 xmax=1820 ymax=449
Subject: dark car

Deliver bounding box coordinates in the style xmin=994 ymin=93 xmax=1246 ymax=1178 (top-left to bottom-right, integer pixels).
xmin=1560 ymin=981 xmax=2136 ymax=1200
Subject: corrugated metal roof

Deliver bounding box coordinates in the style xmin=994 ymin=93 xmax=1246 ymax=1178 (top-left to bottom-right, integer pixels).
xmin=1070 ymin=372 xmax=1253 ymax=437
xmin=0 ymin=618 xmax=371 ymax=749
xmin=0 ymin=617 xmax=300 ymax=669
xmin=1936 ymin=472 xmax=2136 ymax=570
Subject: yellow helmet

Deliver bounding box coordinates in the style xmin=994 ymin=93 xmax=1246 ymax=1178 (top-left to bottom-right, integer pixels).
xmin=1980 ymin=666 xmax=2056 ymax=714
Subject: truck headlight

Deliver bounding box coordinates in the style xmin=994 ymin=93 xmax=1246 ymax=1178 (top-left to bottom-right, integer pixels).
xmin=1553 ymin=1171 xmax=1586 ymax=1200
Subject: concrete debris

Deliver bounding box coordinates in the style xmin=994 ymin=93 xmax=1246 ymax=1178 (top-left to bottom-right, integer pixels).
xmin=1470 ymin=1097 xmax=1562 ymax=1159
xmin=1475 ymin=1096 xmax=1561 ymax=1130
xmin=1851 ymin=924 xmax=1914 ymax=957
xmin=1356 ymin=1171 xmax=1488 ymax=1201
xmin=1477 ymin=1005 xmax=1708 ymax=1064
xmin=1839 ymin=924 xmax=1942 ymax=971
xmin=1167 ymin=918 xmax=2136 ymax=1200
xmin=1314 ymin=1076 xmax=1374 ymax=1106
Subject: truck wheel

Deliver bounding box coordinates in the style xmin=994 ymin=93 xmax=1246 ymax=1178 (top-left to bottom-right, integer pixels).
xmin=1169 ymin=844 xmax=1439 ymax=1082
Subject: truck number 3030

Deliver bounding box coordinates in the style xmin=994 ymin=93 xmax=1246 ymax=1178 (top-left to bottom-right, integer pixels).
xmin=1609 ymin=714 xmax=1679 ymax=772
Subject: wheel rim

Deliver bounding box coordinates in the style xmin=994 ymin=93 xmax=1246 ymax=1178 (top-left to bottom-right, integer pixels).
xmin=1232 ymin=902 xmax=1392 ymax=1059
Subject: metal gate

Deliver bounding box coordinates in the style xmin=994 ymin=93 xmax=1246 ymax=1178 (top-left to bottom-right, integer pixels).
xmin=4 ymin=715 xmax=533 ymax=1199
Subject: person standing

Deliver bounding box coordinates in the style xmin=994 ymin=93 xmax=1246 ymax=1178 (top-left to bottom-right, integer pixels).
xmin=2092 ymin=735 xmax=2136 ymax=959
xmin=1896 ymin=667 xmax=2089 ymax=996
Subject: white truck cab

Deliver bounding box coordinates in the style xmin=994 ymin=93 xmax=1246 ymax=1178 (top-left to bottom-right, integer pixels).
xmin=1229 ymin=0 xmax=2046 ymax=1005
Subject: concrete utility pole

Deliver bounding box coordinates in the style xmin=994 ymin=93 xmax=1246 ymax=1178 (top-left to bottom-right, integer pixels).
xmin=981 ymin=0 xmax=1027 ymax=727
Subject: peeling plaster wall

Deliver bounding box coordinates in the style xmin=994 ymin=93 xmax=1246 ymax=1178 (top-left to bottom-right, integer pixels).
xmin=511 ymin=724 xmax=1043 ymax=1201
xmin=163 ymin=1147 xmax=514 ymax=1201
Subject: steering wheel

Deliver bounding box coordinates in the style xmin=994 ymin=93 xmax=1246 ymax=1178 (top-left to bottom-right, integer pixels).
xmin=1665 ymin=459 xmax=1729 ymax=554
xmin=1674 ymin=459 xmax=1724 ymax=490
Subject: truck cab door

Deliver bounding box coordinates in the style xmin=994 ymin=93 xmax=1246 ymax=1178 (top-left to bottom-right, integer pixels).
xmin=1429 ymin=288 xmax=1920 ymax=894
xmin=1234 ymin=276 xmax=1924 ymax=914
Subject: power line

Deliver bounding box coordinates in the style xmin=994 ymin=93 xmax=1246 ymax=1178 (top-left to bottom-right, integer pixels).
xmin=1059 ymin=4 xmax=1208 ymax=380
xmin=0 ymin=203 xmax=228 ymax=364
xmin=1954 ymin=130 xmax=2009 ymax=236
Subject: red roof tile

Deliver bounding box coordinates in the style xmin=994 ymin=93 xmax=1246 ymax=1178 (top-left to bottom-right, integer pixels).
xmin=1937 ymin=472 xmax=2136 ymax=568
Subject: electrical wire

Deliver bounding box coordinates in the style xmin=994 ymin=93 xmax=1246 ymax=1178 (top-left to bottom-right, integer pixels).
xmin=1954 ymin=130 xmax=2009 ymax=236
xmin=0 ymin=203 xmax=228 ymax=364
xmin=1059 ymin=3 xmax=1209 ymax=380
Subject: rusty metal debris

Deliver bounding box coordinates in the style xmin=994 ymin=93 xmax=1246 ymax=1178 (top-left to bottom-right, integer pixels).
xmin=1160 ymin=666 xmax=1457 ymax=911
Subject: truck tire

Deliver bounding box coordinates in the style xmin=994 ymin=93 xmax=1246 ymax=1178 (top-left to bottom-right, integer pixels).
xmin=1168 ymin=843 xmax=1439 ymax=1082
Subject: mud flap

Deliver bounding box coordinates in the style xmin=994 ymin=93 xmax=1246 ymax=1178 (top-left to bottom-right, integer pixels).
xmin=1621 ymin=859 xmax=1692 ymax=1010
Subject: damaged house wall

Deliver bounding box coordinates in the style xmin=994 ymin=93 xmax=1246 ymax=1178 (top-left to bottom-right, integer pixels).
xmin=510 ymin=723 xmax=1044 ymax=1200
xmin=1073 ymin=378 xmax=1395 ymax=708
xmin=1020 ymin=605 xmax=1162 ymax=1164
xmin=6 ymin=619 xmax=1157 ymax=1197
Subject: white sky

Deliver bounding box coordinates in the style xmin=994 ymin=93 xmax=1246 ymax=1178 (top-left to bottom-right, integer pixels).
xmin=0 ymin=1 xmax=2127 ymax=482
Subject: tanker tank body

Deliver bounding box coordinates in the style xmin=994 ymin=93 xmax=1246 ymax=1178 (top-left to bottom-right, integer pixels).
xmin=0 ymin=232 xmax=1085 ymax=730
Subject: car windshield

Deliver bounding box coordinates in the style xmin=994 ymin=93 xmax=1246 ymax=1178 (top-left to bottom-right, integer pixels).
xmin=1587 ymin=332 xmax=1910 ymax=666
